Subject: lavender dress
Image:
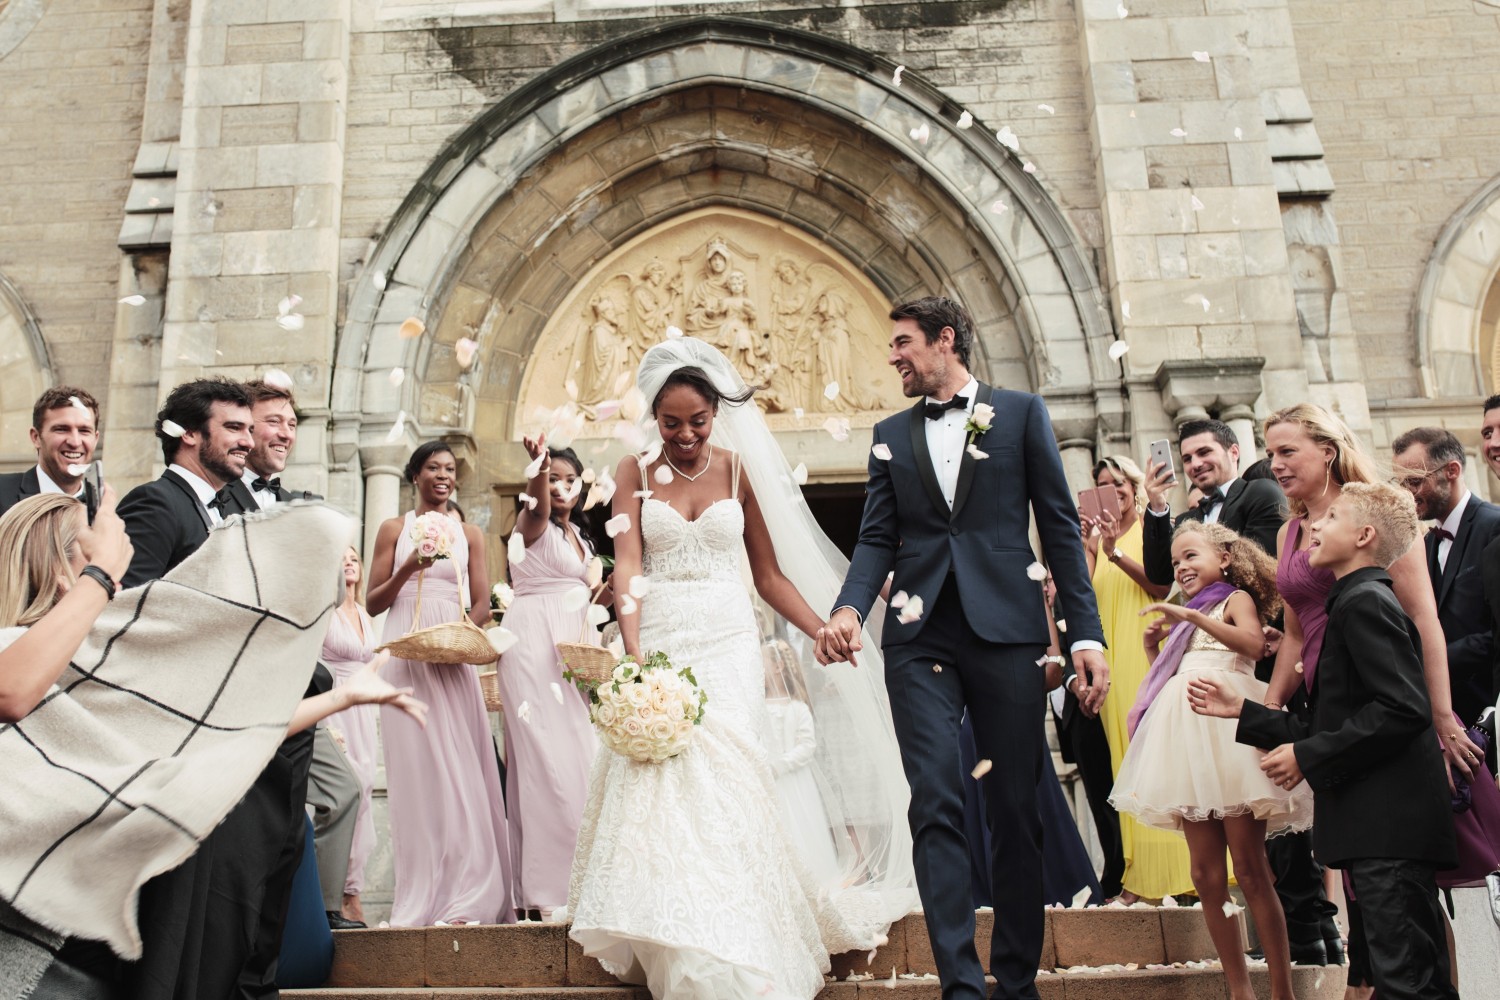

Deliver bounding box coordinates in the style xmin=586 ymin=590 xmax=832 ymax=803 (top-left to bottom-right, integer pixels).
xmin=321 ymin=605 xmax=379 ymax=896
xmin=381 ymin=511 xmax=515 ymax=925
xmin=497 ymin=521 xmax=598 ymax=909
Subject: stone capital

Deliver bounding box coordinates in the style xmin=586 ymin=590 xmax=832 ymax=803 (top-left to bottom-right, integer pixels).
xmin=1040 ymin=389 xmax=1100 ymax=444
xmin=1153 ymin=358 xmax=1266 ymax=426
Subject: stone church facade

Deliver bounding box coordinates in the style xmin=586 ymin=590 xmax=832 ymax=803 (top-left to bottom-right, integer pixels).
xmin=2 ymin=0 xmax=1499 ymax=549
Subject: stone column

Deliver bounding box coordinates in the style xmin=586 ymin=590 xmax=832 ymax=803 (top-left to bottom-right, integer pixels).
xmin=1220 ymin=403 xmax=1260 ymax=472
xmin=362 ymin=464 xmax=402 ymax=559
xmin=1155 ymin=360 xmax=1267 ymax=480
xmin=1059 ymin=439 xmax=1097 ymax=496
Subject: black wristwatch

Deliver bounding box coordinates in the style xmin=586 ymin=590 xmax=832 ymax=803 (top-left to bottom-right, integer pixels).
xmin=79 ymin=564 xmax=116 ymax=600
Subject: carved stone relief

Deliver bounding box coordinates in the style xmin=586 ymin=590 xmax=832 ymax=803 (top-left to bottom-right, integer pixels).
xmin=519 ymin=208 xmax=905 ymax=433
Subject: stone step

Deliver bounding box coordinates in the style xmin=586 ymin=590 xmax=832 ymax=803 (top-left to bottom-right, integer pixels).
xmin=286 ymin=964 xmax=1344 ymax=999
xmin=316 ymin=908 xmax=1267 ymax=990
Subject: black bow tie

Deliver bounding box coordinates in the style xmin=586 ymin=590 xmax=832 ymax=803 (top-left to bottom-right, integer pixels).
xmin=924 ymin=395 xmax=969 ymax=420
xmin=1197 ymin=488 xmax=1224 ymax=513
xmin=207 ymin=487 xmax=234 ymax=514
xmin=251 ymin=476 xmax=280 ymax=494
xmin=1432 ymin=527 xmax=1454 ymax=542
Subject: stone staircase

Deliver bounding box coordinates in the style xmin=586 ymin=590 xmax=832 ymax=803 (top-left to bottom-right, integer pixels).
xmin=284 ymin=908 xmax=1347 ymax=999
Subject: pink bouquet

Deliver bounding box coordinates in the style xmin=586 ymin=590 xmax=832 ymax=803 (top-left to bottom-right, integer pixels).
xmin=409 ymin=511 xmax=455 ymax=561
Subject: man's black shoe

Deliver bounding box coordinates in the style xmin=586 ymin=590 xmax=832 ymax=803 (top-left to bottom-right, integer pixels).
xmin=327 ymin=911 xmax=367 ymax=930
xmin=1288 ymin=938 xmax=1328 ymax=966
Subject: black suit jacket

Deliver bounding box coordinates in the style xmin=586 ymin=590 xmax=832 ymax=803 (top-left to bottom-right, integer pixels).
xmin=117 ymin=469 xmax=237 ymax=588
xmin=1143 ymin=478 xmax=1286 ymax=586
xmin=1483 ymin=535 xmax=1500 ymax=713
xmin=1425 ymin=497 xmax=1500 ymax=725
xmin=834 ymin=384 xmax=1104 ymax=648
xmin=1237 ymin=568 xmax=1456 ymax=869
xmin=226 ymin=477 xmax=320 ymax=514
xmin=0 ymin=467 xmax=41 ymax=517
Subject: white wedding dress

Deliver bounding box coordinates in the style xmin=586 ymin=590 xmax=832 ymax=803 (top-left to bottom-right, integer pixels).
xmin=568 ymin=497 xmax=890 ymax=1000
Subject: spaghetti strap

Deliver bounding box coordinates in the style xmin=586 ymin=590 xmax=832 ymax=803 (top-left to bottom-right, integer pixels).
xmin=730 ymin=451 xmax=740 ymax=500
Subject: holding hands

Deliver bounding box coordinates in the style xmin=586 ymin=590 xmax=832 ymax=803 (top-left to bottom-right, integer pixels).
xmin=814 ymin=607 xmax=863 ymax=666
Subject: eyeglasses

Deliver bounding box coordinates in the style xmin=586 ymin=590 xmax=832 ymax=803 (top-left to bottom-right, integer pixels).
xmin=1394 ymin=468 xmax=1439 ymax=491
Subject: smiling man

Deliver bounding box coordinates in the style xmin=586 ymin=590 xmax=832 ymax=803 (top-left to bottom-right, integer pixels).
xmin=0 ymin=386 xmax=101 ymax=515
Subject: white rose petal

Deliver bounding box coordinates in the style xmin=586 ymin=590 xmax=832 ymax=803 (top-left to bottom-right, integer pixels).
xmin=970 ymin=758 xmax=993 ymax=779
xmin=585 ymin=555 xmax=604 ymax=588
xmin=1222 ymin=901 xmax=1239 ymax=918
xmin=1071 ymin=885 xmax=1092 ymax=909
xmin=398 ymin=316 xmax=425 ymax=339
xmin=793 ymin=407 xmax=805 ymax=419
xmin=793 ymin=462 xmax=808 ymax=485
xmin=276 ymin=312 xmax=305 ymax=331
xmin=890 ymin=590 xmax=909 ymax=609
xmin=1161 ymin=894 xmax=1179 ymax=908
xmin=1038 ymin=103 xmax=1055 ymax=114
xmin=966 ymin=443 xmax=989 ymax=460
xmin=68 ymin=395 xmax=88 ymax=411
xmin=563 ymin=478 xmax=583 ymax=502
xmin=908 ymin=122 xmax=930 ymax=145
xmin=1108 ymin=340 xmax=1130 ymax=361
xmin=872 ymin=443 xmax=893 ymax=461
xmin=605 ymin=513 xmax=631 ymax=538
xmin=67 ymin=463 xmax=89 ymax=477
xmin=389 ymin=367 xmax=405 ymax=386
xmin=562 ymin=587 xmax=591 ymax=612
xmin=932 ymin=664 xmax=942 ymax=673
xmin=665 ymin=325 xmax=683 ymax=339
xmin=628 ymin=575 xmax=650 ymax=599
xmin=277 ymin=294 xmax=302 ymax=316
xmin=118 ymin=294 xmax=146 ymax=306
xmin=891 ymin=65 xmax=905 ymax=86
xmin=507 ymin=531 xmax=526 ymax=566
xmin=456 ymin=337 xmax=479 ymax=369
xmin=822 ymin=418 xmax=850 ymax=442
xmin=1023 ymin=161 xmax=1037 ymax=174
xmin=551 ymin=682 xmax=565 ymax=704
xmin=1026 ymin=561 xmax=1047 ymax=581
xmin=897 ymin=595 xmax=924 ymax=624
xmin=487 ymin=626 xmax=518 ymax=655
xmin=1190 ymin=195 xmax=1205 ymax=212
xmin=1192 ymin=51 xmax=1210 ymax=62
xmin=263 ymin=368 xmax=294 ymax=390
xmin=523 ymin=452 xmax=546 ymax=479
xmin=1122 ymin=300 xmax=1131 ymax=320
xmin=619 ymin=387 xmax=648 ymax=423
xmin=156 ymin=417 xmax=181 ymax=437
xmin=654 ymin=464 xmax=674 ymax=485
xmin=586 ymin=603 xmax=610 ymax=627
xmin=372 ymin=269 xmax=388 ymax=290
xmin=619 ymin=594 xmax=638 ymax=616
xmin=1118 ymin=3 xmax=1129 ymax=17
xmin=564 ymin=378 xmax=579 ymax=401
xmin=1170 ymin=127 xmax=1188 ymax=138
xmin=1056 ymin=618 xmax=1067 ymax=632
xmin=996 ymin=125 xmax=1019 ymax=151
xmin=990 ymin=200 xmax=1008 ymax=215
xmin=823 ymin=381 xmax=840 ymax=401
xmin=956 ymin=111 xmax=973 ymax=129
xmin=517 ymin=701 xmax=532 ymax=724
xmin=519 ymin=492 xmax=538 ymax=510
xmin=1234 ymin=126 xmax=1243 ymax=140
xmin=384 ymin=410 xmax=406 ymax=444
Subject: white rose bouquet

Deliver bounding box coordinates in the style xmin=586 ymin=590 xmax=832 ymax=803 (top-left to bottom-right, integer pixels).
xmin=409 ymin=511 xmax=455 ymax=561
xmin=569 ymin=650 xmax=706 ymax=763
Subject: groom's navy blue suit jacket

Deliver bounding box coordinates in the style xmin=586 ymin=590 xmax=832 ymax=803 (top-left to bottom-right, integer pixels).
xmin=835 ymin=383 xmax=1104 ymax=649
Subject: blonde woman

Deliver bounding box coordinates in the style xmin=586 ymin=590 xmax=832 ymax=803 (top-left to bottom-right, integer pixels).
xmin=1082 ymin=456 xmax=1191 ymax=903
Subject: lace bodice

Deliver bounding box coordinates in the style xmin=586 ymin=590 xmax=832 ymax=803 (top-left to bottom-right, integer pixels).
xmin=639 ymin=498 xmax=745 ymax=583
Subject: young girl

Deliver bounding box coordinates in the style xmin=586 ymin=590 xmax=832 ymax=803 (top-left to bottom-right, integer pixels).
xmin=762 ymin=637 xmax=841 ymax=882
xmin=1110 ymin=522 xmax=1313 ymax=1000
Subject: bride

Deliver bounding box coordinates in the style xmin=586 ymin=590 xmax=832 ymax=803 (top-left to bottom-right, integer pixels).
xmin=568 ymin=337 xmax=916 ymax=999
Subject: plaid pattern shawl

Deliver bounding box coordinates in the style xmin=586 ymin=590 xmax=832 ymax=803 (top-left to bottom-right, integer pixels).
xmin=0 ymin=502 xmax=354 ymax=963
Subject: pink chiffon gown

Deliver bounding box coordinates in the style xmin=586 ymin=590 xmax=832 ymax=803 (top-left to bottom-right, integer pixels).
xmin=321 ymin=604 xmax=379 ymax=897
xmin=380 ymin=511 xmax=515 ymax=925
xmin=497 ymin=521 xmax=599 ymax=910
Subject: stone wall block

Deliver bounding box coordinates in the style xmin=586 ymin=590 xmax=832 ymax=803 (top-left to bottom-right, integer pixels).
xmin=187 ymin=63 xmax=263 ymax=107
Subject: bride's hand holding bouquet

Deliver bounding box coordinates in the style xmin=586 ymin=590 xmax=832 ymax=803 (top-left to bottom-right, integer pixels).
xmin=569 ymin=650 xmax=707 ymax=763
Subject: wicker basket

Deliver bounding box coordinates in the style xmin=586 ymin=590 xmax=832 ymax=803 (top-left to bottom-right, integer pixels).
xmin=376 ymin=557 xmax=500 ymax=666
xmin=477 ymin=671 xmax=503 ymax=713
xmin=556 ymin=583 xmax=615 ymax=683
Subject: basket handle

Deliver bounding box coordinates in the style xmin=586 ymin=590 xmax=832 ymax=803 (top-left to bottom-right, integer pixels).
xmin=407 ymin=527 xmax=473 ymax=632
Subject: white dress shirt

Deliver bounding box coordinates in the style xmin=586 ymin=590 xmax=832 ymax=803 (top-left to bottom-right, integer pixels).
xmin=924 ymin=376 xmax=979 ymax=508
xmin=34 ymin=464 xmax=84 ymax=499
xmin=242 ymin=468 xmax=279 ymax=509
xmin=1437 ymin=490 xmax=1471 ymax=573
xmin=169 ymin=463 xmax=226 ymax=524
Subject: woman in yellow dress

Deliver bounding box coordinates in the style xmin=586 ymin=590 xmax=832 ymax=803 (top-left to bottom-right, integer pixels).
xmin=1084 ymin=456 xmax=1197 ymax=902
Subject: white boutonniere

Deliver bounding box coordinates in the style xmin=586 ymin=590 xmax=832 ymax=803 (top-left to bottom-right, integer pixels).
xmin=964 ymin=402 xmax=994 ymax=441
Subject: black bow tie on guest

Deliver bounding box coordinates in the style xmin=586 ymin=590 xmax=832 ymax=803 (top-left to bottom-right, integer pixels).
xmin=1196 ymin=487 xmax=1224 ymax=513
xmin=207 ymin=487 xmax=235 ymax=514
xmin=251 ymin=476 xmax=281 ymax=494
xmin=1432 ymin=526 xmax=1455 ymax=542
xmin=924 ymin=395 xmax=969 ymax=420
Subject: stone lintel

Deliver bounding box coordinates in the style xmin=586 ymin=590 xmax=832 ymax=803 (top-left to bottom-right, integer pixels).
xmin=1153 ymin=357 xmax=1266 ymax=425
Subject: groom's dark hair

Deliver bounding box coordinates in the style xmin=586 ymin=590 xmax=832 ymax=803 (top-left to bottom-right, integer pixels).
xmin=889 ymin=297 xmax=974 ymax=369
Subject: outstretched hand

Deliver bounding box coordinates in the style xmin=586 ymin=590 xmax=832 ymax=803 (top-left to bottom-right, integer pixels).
xmin=815 ymin=608 xmax=862 ymax=666
xmin=342 ymin=651 xmax=429 ymax=728
xmin=1186 ymin=675 xmax=1243 ymax=719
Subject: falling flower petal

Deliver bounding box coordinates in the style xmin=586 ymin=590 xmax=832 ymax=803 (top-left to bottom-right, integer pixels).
xmin=628 ymin=575 xmax=650 ymax=599
xmin=1200 ymin=296 xmax=1211 ymax=313
xmin=263 ymin=368 xmax=294 ymax=390
xmin=793 ymin=407 xmax=805 ymax=420
xmin=1170 ymin=127 xmax=1188 ymax=138
xmin=1117 ymin=3 xmax=1129 ymax=17
xmin=372 ymin=269 xmax=388 ymax=291
xmin=966 ymin=443 xmax=989 ymax=460
xmin=996 ymin=125 xmax=1019 ymax=151
xmin=562 ymin=587 xmax=591 ymax=611
xmin=118 ymin=294 xmax=146 ymax=306
xmin=823 ymin=381 xmax=840 ymax=401
xmin=161 ymin=418 xmax=185 ymax=438
xmin=1056 ymin=618 xmax=1067 ymax=632
xmin=792 ymin=462 xmax=808 ymax=485
xmin=551 ymin=682 xmax=565 ymax=704
xmin=523 ymin=452 xmax=546 ymax=479
xmin=1023 ymin=161 xmax=1037 ymax=174
xmin=1108 ymin=340 xmax=1130 ymax=361
xmin=586 ymin=603 xmax=610 ymax=627
xmin=990 ymin=200 xmax=1008 ymax=214
xmin=584 ymin=555 xmax=604 ymax=589
xmin=398 ymin=316 xmax=425 ymax=339
xmin=908 ymin=122 xmax=930 ymax=145
xmin=517 ymin=701 xmax=532 ymax=724
xmin=564 ymin=378 xmax=579 ymax=400
xmin=563 ymin=478 xmax=583 ymax=502
xmin=1162 ymin=895 xmax=1179 ymax=908
xmin=1190 ymin=195 xmax=1205 ymax=211
xmin=1026 ymin=561 xmax=1047 ymax=581
xmin=664 ymin=324 xmax=683 ymax=340
xmin=897 ymin=594 xmax=924 ymax=624
xmin=605 ymin=513 xmax=631 ymax=538
xmin=384 ymin=410 xmax=406 ymax=443
xmin=68 ymin=395 xmax=88 ymax=412
xmin=67 ymin=463 xmax=89 ymax=477
xmin=1071 ymin=885 xmax=1093 ymax=909
xmin=456 ymin=337 xmax=479 ymax=369
xmin=277 ymin=294 xmax=302 ymax=316
xmin=519 ymin=492 xmax=538 ymax=510
xmin=487 ymin=626 xmax=518 ymax=655
xmin=620 ymin=387 xmax=648 ymax=423
xmin=872 ymin=443 xmax=893 ymax=461
xmin=1222 ymin=901 xmax=1239 ymax=918
xmin=890 ymin=591 xmax=909 ymax=609
xmin=276 ymin=312 xmax=305 ymax=331
xmin=886 ymin=968 xmax=897 ymax=989
xmin=654 ymin=464 xmax=674 ymax=485
xmin=932 ymin=664 xmax=943 ymax=673
xmin=1233 ymin=126 xmax=1243 ymax=140
xmin=619 ymin=594 xmax=638 ymax=615
xmin=891 ymin=65 xmax=905 ymax=86
xmin=1122 ymin=300 xmax=1131 ymax=320
xmin=1192 ymin=51 xmax=1211 ymax=62
xmin=970 ymin=759 xmax=993 ymax=779
xmin=1038 ymin=103 xmax=1055 ymax=114
xmin=957 ymin=111 xmax=973 ymax=129
xmin=507 ymin=531 xmax=526 ymax=566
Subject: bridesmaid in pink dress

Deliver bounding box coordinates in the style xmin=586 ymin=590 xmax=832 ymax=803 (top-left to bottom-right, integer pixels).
xmin=499 ymin=440 xmax=604 ymax=919
xmin=321 ymin=546 xmax=380 ymax=925
xmin=366 ymin=441 xmax=515 ymax=926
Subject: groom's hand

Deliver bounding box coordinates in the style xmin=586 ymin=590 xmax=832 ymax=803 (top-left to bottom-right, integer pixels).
xmin=816 ymin=608 xmax=863 ymax=666
xmin=1073 ymin=648 xmax=1109 ymax=714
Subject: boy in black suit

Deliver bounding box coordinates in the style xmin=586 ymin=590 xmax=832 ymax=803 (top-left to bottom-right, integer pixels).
xmin=1189 ymin=482 xmax=1458 ymax=1000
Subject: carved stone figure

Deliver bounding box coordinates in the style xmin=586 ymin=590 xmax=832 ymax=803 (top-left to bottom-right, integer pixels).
xmin=685 ymin=238 xmax=733 ymax=342
xmin=574 ymin=295 xmax=630 ymax=406
xmin=811 ymin=291 xmax=869 ymax=412
xmin=630 ymin=257 xmax=680 ymax=362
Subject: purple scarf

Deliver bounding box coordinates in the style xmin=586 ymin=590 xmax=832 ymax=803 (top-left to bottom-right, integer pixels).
xmin=1127 ymin=580 xmax=1236 ymax=738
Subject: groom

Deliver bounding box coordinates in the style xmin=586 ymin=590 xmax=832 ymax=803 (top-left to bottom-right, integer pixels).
xmin=817 ymin=296 xmax=1108 ymax=1000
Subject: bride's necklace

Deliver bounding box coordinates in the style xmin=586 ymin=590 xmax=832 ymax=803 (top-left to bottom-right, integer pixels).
xmin=662 ymin=443 xmax=713 ymax=482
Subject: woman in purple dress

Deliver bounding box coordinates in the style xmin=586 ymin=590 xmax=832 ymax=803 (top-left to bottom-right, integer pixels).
xmin=498 ymin=439 xmax=603 ymax=920
xmin=320 ymin=546 xmax=380 ymax=925
xmin=367 ymin=441 xmax=515 ymax=926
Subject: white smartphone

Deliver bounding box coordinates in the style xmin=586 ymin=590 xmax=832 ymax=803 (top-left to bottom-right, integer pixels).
xmin=1147 ymin=439 xmax=1176 ymax=485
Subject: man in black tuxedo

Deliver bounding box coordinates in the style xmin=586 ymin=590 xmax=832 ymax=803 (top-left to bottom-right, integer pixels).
xmin=0 ymin=385 xmax=101 ymax=515
xmin=1141 ymin=418 xmax=1285 ymax=586
xmin=1394 ymin=426 xmax=1500 ymax=735
xmin=231 ymin=379 xmax=365 ymax=940
xmin=1191 ymin=482 xmax=1458 ymax=1000
xmin=1477 ymin=396 xmax=1500 ymax=729
xmin=819 ymin=296 xmax=1107 ymax=1000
